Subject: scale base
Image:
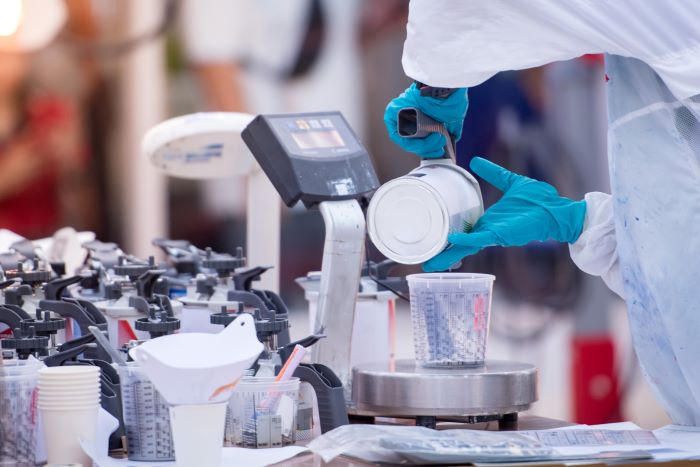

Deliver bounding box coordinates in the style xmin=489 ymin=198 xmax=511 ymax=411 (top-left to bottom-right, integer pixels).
xmin=351 ymin=359 xmax=538 ymax=429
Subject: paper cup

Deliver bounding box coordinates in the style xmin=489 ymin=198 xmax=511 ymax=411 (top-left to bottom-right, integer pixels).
xmin=39 ymin=393 xmax=100 ymax=400
xmin=38 ymin=397 xmax=100 ymax=406
xmin=38 ymin=387 xmax=101 ymax=395
xmin=38 ymin=376 xmax=100 ymax=382
xmin=38 ymin=406 xmax=100 ymax=413
xmin=41 ymin=405 xmax=98 ymax=466
xmin=38 ymin=396 xmax=100 ymax=404
xmin=39 ymin=380 xmax=99 ymax=388
xmin=170 ymin=403 xmax=227 ymax=467
xmin=39 ymin=386 xmax=100 ymax=398
xmin=39 ymin=366 xmax=99 ymax=377
xmin=38 ymin=382 xmax=100 ymax=389
xmin=38 ymin=381 xmax=100 ymax=387
xmin=38 ymin=394 xmax=99 ymax=401
xmin=38 ymin=372 xmax=98 ymax=379
xmin=38 ymin=403 xmax=100 ymax=411
xmin=38 ymin=382 xmax=101 ymax=390
xmin=39 ymin=404 xmax=100 ymax=411
xmin=39 ymin=365 xmax=100 ymax=377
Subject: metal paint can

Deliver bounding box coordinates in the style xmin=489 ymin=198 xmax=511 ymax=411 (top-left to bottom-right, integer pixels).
xmin=367 ymin=159 xmax=483 ymax=264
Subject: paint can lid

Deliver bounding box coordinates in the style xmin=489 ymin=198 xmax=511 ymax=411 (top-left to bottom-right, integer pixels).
xmin=367 ymin=177 xmax=449 ymax=265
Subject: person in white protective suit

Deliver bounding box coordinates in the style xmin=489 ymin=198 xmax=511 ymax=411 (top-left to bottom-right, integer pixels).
xmin=384 ymin=0 xmax=700 ymax=426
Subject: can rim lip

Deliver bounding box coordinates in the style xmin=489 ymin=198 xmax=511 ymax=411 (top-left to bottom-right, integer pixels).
xmin=367 ymin=177 xmax=449 ymax=264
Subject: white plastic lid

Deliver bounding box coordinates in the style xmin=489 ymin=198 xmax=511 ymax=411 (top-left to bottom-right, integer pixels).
xmin=368 ymin=178 xmax=449 ymax=264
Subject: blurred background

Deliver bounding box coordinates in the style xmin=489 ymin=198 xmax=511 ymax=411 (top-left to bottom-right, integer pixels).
xmin=0 ymin=0 xmax=670 ymax=428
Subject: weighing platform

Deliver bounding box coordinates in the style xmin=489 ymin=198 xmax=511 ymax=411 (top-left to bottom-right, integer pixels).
xmin=351 ymin=360 xmax=538 ymax=429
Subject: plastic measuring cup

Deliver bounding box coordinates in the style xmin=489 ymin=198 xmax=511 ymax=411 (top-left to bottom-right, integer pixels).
xmin=407 ymin=273 xmax=495 ymax=367
xmin=0 ymin=359 xmax=42 ymax=466
xmin=226 ymin=377 xmax=300 ymax=448
xmin=116 ymin=363 xmax=175 ymax=461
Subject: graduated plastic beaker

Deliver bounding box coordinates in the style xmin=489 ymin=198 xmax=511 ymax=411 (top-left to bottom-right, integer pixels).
xmin=0 ymin=358 xmax=43 ymax=467
xmin=226 ymin=377 xmax=300 ymax=448
xmin=117 ymin=363 xmax=175 ymax=461
xmin=407 ymin=273 xmax=495 ymax=367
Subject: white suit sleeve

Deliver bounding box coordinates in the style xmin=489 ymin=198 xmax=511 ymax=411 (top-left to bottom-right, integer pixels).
xmin=569 ymin=192 xmax=624 ymax=298
xmin=403 ymin=0 xmax=700 ymax=100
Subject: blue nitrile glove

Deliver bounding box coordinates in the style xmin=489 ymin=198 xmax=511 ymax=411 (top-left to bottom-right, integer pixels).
xmin=424 ymin=157 xmax=587 ymax=272
xmin=384 ymin=83 xmax=468 ymax=158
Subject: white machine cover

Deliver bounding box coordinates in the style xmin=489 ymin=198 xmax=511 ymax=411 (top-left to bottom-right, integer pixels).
xmin=402 ymin=0 xmax=700 ymax=425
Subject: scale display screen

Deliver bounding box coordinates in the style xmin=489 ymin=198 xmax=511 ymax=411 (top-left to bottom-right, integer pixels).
xmin=267 ymin=114 xmax=363 ymax=159
xmin=291 ymin=128 xmax=344 ymax=150
xmin=242 ymin=111 xmax=379 ymax=207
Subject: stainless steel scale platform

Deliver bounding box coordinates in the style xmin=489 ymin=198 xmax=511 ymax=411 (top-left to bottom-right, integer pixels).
xmin=351 ymin=359 xmax=538 ymax=429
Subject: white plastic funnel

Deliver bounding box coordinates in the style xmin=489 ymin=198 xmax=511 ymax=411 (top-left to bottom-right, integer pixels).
xmin=129 ymin=313 xmax=263 ymax=405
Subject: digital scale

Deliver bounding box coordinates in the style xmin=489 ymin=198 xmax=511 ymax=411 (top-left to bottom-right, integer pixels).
xmin=241 ymin=111 xmax=538 ymax=429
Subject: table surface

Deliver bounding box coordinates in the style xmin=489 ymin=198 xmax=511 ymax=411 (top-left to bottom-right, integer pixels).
xmin=273 ymin=415 xmax=575 ymax=466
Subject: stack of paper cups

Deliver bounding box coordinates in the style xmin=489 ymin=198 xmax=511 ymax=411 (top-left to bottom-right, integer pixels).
xmin=37 ymin=366 xmax=100 ymax=467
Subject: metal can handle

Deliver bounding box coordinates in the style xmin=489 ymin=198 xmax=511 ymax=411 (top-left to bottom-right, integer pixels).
xmin=397 ymin=107 xmax=456 ymax=163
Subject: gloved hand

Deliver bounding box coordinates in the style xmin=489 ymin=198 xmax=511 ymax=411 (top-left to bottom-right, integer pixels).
xmin=384 ymin=83 xmax=468 ymax=158
xmin=424 ymin=157 xmax=587 ymax=272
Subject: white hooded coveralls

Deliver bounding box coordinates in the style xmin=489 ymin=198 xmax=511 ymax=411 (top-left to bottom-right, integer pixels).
xmin=403 ymin=0 xmax=700 ymax=425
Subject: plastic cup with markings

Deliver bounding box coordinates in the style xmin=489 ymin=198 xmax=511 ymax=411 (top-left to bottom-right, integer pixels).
xmin=226 ymin=377 xmax=300 ymax=449
xmin=407 ymin=273 xmax=495 ymax=367
xmin=0 ymin=359 xmax=42 ymax=466
xmin=116 ymin=363 xmax=175 ymax=461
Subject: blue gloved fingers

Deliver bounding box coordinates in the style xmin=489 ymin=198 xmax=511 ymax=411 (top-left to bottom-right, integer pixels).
xmin=407 ymin=132 xmax=447 ymax=158
xmin=419 ymin=88 xmax=469 ymax=141
xmin=416 ymin=135 xmax=449 ymax=158
xmin=469 ymin=157 xmax=520 ymax=192
xmin=447 ymin=231 xmax=500 ymax=248
xmin=422 ymin=244 xmax=480 ymax=272
xmin=385 ymin=85 xmax=468 ymax=155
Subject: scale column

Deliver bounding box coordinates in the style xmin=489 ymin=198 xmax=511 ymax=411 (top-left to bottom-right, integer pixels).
xmin=310 ymin=199 xmax=366 ymax=402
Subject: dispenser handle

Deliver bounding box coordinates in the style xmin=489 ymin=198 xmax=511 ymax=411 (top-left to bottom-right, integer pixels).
xmin=44 ymin=275 xmax=83 ymax=301
xmin=397 ymin=107 xmax=456 ymax=163
xmin=0 ymin=305 xmax=29 ymax=331
xmin=293 ymin=363 xmax=349 ymax=434
xmin=43 ymin=343 xmax=95 ymax=367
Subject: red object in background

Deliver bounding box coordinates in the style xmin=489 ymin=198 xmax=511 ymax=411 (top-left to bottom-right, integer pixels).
xmin=118 ymin=320 xmax=138 ymax=347
xmin=0 ymin=95 xmax=75 ymax=239
xmin=572 ymin=335 xmax=622 ymax=424
xmin=580 ymin=54 xmax=604 ymax=66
